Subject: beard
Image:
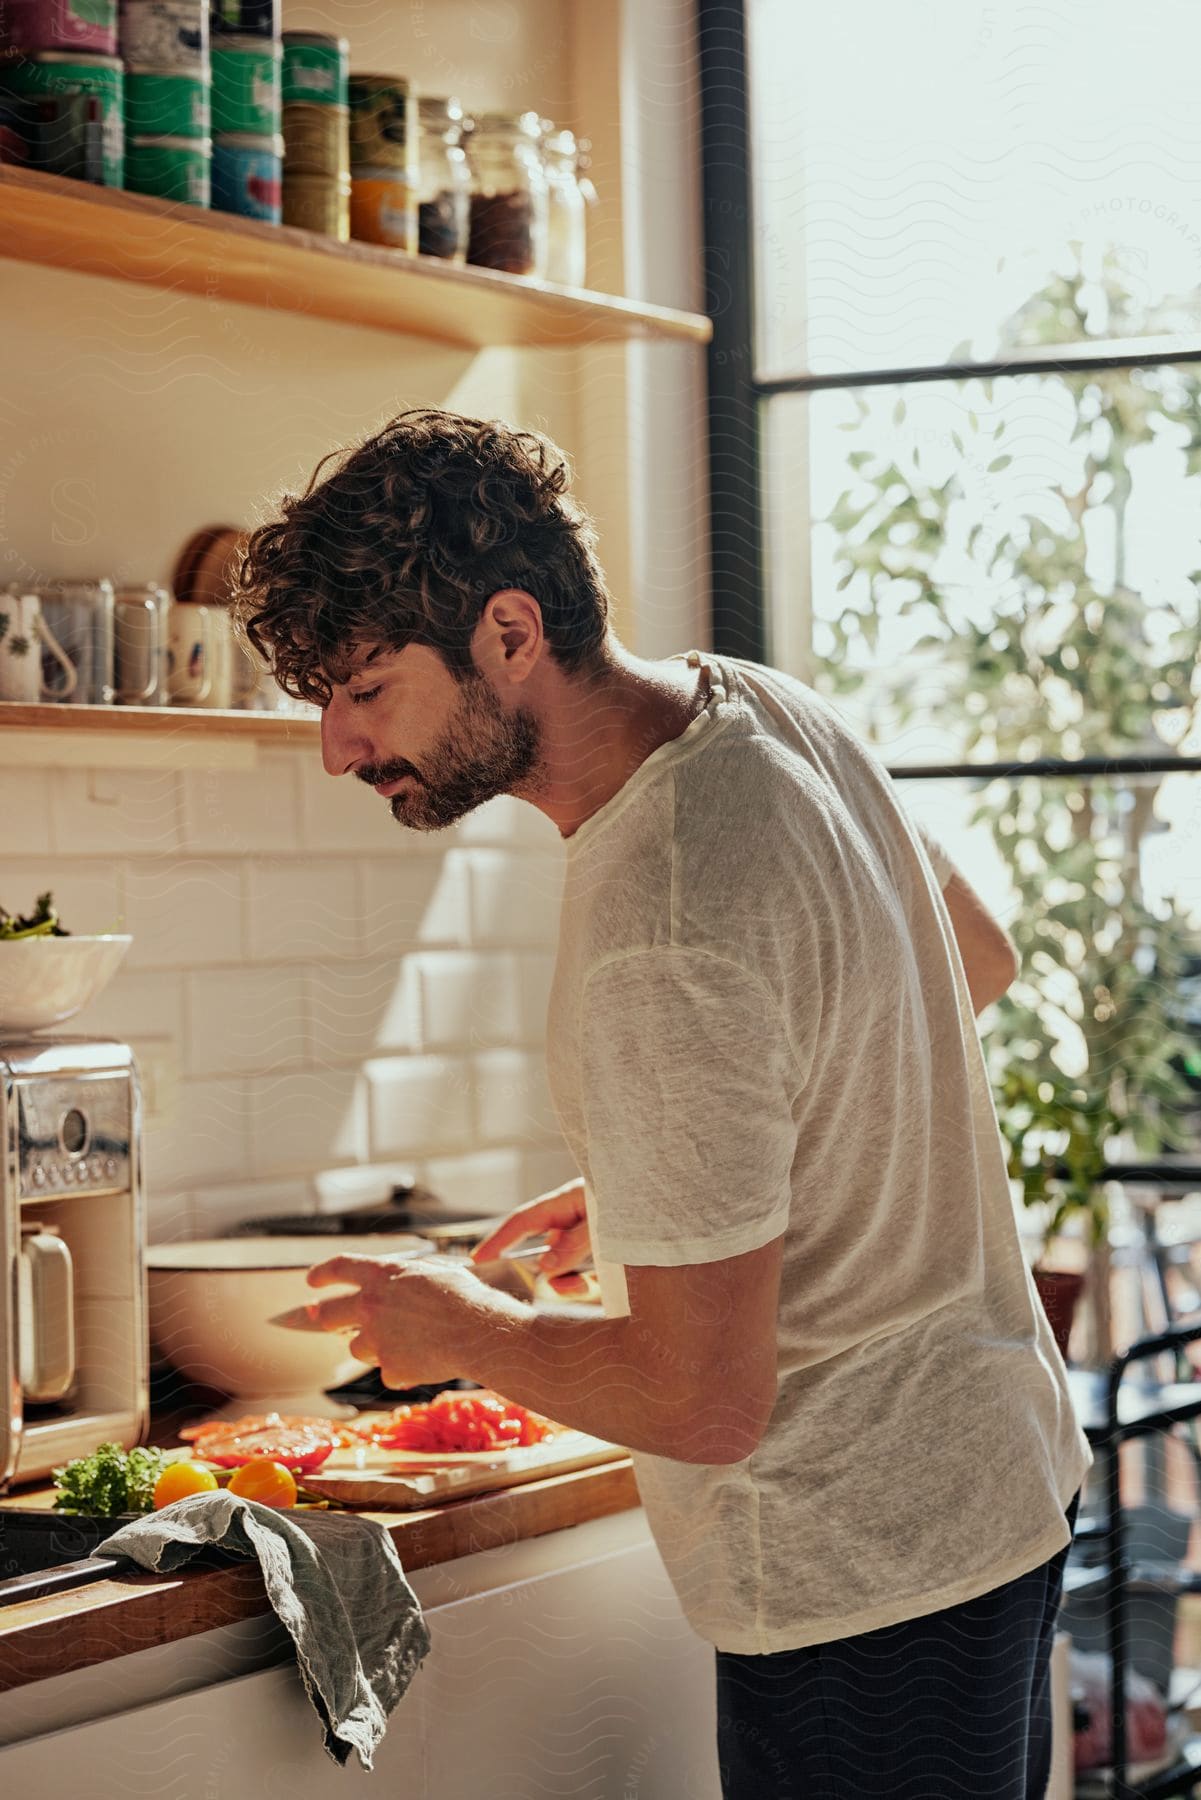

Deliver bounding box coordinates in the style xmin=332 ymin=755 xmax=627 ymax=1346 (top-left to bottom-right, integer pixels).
xmin=356 ymin=672 xmax=544 ymax=832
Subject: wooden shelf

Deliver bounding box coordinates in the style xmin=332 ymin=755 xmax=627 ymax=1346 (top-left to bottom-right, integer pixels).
xmin=0 ymin=701 xmax=317 ymax=741
xmin=0 ymin=701 xmax=318 ymax=769
xmin=0 ymin=167 xmax=712 ymax=350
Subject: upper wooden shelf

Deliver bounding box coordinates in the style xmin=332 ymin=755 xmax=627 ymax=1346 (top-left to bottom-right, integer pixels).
xmin=0 ymin=167 xmax=712 ymax=350
xmin=0 ymin=700 xmax=318 ymax=742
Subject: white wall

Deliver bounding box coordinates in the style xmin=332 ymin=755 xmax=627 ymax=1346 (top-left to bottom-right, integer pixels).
xmin=0 ymin=0 xmax=709 ymax=1244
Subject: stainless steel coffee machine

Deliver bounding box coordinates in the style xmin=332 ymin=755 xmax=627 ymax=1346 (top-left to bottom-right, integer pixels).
xmin=1 ymin=1037 xmax=148 ymax=1487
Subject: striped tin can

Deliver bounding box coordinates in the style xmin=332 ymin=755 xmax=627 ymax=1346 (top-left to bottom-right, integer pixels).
xmin=211 ymin=129 xmax=279 ymax=219
xmin=118 ymin=0 xmax=207 ymax=72
xmin=125 ymin=66 xmax=209 ymax=136
xmin=349 ymin=164 xmax=415 ymax=251
xmin=281 ymin=32 xmax=346 ymax=108
xmin=211 ymin=34 xmax=279 ymax=136
xmin=125 ymin=131 xmax=209 ymax=202
xmin=347 ymin=71 xmax=412 ymax=173
xmin=281 ymin=99 xmax=346 ymax=179
xmin=282 ymin=169 xmax=348 ymax=238
xmin=209 ymin=0 xmax=277 ymax=39
xmin=0 ymin=0 xmax=118 ymax=56
xmin=0 ymin=50 xmax=124 ymax=185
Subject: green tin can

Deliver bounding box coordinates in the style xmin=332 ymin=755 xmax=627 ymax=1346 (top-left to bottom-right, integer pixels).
xmin=125 ymin=68 xmax=210 ymax=139
xmin=124 ymin=132 xmax=210 ymax=204
xmin=211 ymin=35 xmax=280 ymax=136
xmin=281 ymin=32 xmax=347 ymax=109
xmin=0 ymin=50 xmax=123 ymax=186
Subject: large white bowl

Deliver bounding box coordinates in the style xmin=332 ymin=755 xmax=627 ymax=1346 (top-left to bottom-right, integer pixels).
xmin=0 ymin=934 xmax=133 ymax=1032
xmin=145 ymin=1234 xmax=430 ymax=1418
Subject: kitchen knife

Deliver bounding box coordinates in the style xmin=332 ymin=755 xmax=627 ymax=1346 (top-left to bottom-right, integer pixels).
xmin=267 ymin=1244 xmax=594 ymax=1331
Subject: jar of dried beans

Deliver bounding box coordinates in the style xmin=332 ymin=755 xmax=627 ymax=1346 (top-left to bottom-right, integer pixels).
xmin=464 ymin=109 xmax=547 ymax=277
xmin=415 ymin=93 xmax=469 ymax=261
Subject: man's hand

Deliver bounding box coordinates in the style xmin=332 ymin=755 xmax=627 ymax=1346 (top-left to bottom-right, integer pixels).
xmin=305 ymin=1252 xmax=521 ymax=1390
xmin=471 ymin=1177 xmax=594 ymax=1298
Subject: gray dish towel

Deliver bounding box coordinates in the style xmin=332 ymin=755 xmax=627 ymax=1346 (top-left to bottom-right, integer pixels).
xmin=100 ymin=1490 xmax=431 ymax=1769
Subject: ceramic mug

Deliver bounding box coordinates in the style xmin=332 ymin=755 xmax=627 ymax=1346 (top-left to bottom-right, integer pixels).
xmin=167 ymin=602 xmax=222 ymax=706
xmin=0 ymin=589 xmax=78 ymax=703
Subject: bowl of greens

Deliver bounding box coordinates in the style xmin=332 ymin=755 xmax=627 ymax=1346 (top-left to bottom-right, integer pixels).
xmin=0 ymin=892 xmax=131 ymax=1032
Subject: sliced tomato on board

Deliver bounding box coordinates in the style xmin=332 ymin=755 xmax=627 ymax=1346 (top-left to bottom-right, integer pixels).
xmin=182 ymin=1420 xmax=338 ymax=1473
xmin=376 ymin=1390 xmax=552 ymax=1454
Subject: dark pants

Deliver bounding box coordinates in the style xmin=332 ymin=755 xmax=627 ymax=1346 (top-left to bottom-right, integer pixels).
xmin=716 ymin=1493 xmax=1080 ymax=1800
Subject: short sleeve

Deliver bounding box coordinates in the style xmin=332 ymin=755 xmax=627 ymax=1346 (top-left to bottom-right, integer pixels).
xmin=578 ymin=947 xmax=802 ymax=1267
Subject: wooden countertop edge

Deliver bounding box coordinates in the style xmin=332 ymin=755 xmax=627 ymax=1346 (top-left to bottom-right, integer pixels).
xmin=0 ymin=1458 xmax=639 ymax=1693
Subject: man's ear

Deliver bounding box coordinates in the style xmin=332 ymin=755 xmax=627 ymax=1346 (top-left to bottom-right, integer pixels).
xmin=477 ymin=589 xmax=544 ymax=682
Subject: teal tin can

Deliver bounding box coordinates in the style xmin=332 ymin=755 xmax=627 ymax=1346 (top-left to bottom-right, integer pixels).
xmin=211 ymin=36 xmax=279 ymax=136
xmin=211 ymin=130 xmax=280 ymax=220
xmin=281 ymin=32 xmax=347 ymax=109
xmin=125 ymin=67 xmax=210 ymax=137
xmin=0 ymin=50 xmax=124 ymax=185
xmin=125 ymin=132 xmax=210 ymax=203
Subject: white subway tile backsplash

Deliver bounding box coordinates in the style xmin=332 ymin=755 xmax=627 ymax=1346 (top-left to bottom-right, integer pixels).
xmin=123 ymin=858 xmax=243 ymax=968
xmin=245 ymin=1068 xmax=367 ymax=1175
xmin=471 ymin=1048 xmax=561 ymax=1146
xmin=185 ymin=965 xmax=308 ymax=1076
xmin=73 ymin=967 xmax=184 ymax=1046
xmin=142 ymin=1075 xmax=249 ymax=1191
xmin=361 ymin=853 xmax=471 ymax=954
xmin=309 ymin=1162 xmax=419 ymax=1214
xmin=0 ymin=765 xmax=53 ymax=856
xmin=365 ymin=1054 xmax=474 ymax=1159
xmin=187 ymin=1175 xmax=313 ymax=1237
xmin=296 ymin=756 xmax=408 ymax=854
xmin=306 ymin=958 xmax=417 ymax=1062
xmin=145 ymin=1187 xmax=195 ymax=1245
xmin=245 ymin=861 xmax=361 ymax=961
xmin=51 ymin=765 xmax=182 ymax=857
xmin=421 ymin=1147 xmax=526 ymax=1218
xmin=467 ymin=850 xmax=564 ymax=948
xmin=412 ymin=951 xmax=522 ymax=1051
xmin=181 ymin=753 xmax=301 ymax=856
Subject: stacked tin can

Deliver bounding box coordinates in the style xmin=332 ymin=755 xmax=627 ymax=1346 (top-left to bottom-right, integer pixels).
xmin=0 ymin=1 xmax=125 ymax=187
xmin=280 ymin=31 xmax=348 ymax=239
xmin=348 ymin=72 xmax=416 ymax=252
xmin=208 ymin=0 xmax=280 ymax=222
xmin=119 ymin=0 xmax=210 ymax=205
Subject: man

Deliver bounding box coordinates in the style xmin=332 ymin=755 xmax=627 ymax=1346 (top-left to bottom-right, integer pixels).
xmin=238 ymin=407 xmax=1091 ymax=1799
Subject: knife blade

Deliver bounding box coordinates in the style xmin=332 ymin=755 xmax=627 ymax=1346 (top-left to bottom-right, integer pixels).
xmin=267 ymin=1243 xmax=593 ymax=1331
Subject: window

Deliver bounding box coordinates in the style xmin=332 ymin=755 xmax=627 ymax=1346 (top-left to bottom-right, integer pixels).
xmin=699 ymin=0 xmax=1201 ymax=1187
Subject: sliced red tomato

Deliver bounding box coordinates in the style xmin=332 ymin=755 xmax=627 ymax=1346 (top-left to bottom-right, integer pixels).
xmin=190 ymin=1423 xmax=337 ymax=1473
xmin=376 ymin=1390 xmax=552 ymax=1454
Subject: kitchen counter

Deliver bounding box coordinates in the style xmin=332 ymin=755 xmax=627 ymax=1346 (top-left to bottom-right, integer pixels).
xmin=0 ymin=1455 xmax=639 ymax=1693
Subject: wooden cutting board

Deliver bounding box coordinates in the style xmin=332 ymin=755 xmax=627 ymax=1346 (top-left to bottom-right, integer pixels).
xmin=300 ymin=1431 xmax=626 ymax=1508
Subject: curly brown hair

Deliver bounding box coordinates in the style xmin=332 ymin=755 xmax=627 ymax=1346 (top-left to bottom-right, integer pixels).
xmin=235 ymin=408 xmax=611 ymax=706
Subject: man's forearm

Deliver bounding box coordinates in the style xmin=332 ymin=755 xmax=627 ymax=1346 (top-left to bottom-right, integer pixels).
xmin=459 ymin=1288 xmax=760 ymax=1465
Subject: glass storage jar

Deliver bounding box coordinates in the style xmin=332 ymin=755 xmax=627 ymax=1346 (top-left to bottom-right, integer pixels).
xmin=541 ymin=124 xmax=593 ymax=287
xmin=415 ymin=94 xmax=469 ymax=261
xmin=464 ymin=109 xmax=547 ymax=277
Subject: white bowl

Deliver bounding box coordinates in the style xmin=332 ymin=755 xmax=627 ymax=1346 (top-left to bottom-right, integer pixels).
xmin=0 ymin=935 xmax=132 ymax=1032
xmin=145 ymin=1234 xmax=430 ymax=1418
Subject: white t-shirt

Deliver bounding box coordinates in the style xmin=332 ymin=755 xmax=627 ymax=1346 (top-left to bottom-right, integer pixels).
xmin=545 ymin=650 xmax=1093 ymax=1655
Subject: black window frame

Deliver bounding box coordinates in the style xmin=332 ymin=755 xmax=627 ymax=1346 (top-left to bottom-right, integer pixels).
xmin=696 ymin=0 xmax=1201 ymax=786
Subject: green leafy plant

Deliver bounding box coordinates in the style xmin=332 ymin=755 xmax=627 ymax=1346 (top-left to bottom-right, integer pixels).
xmin=822 ymin=245 xmax=1201 ymax=1258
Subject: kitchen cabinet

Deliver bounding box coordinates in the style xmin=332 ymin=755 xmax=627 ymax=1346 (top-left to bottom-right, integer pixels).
xmin=0 ymin=1508 xmax=723 ymax=1800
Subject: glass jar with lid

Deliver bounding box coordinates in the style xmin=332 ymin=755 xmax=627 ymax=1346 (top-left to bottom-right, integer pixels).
xmin=415 ymin=94 xmax=470 ymax=261
xmin=464 ymin=109 xmax=547 ymax=277
xmin=541 ymin=124 xmax=594 ymax=288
